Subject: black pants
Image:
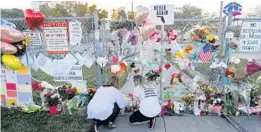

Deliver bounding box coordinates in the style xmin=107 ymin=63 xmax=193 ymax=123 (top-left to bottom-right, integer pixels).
xmin=94 ymin=103 xmax=120 ymax=127
xmin=129 ymin=110 xmax=154 ymax=124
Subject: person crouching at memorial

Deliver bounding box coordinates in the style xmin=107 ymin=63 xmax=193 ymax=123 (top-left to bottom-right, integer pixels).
xmin=129 ymin=75 xmax=161 ymax=130
xmin=87 ymin=76 xmax=127 ymax=132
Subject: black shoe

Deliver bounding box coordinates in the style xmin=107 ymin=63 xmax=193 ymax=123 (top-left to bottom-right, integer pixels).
xmin=149 ymin=118 xmax=156 ymax=130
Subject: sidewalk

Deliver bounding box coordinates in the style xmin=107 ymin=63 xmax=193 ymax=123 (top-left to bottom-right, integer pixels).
xmin=100 ymin=115 xmax=237 ymax=132
xmin=230 ymin=115 xmax=261 ymax=132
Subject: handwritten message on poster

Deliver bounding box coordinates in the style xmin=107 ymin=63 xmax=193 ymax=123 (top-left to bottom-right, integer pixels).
xmin=43 ymin=22 xmax=69 ymax=54
xmin=69 ymin=21 xmax=82 ymax=45
xmin=54 ymin=65 xmax=83 ymax=82
xmin=239 ymin=22 xmax=261 ymax=52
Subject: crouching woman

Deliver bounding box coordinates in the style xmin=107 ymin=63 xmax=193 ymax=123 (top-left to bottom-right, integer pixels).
xmin=87 ymin=76 xmax=127 ymax=132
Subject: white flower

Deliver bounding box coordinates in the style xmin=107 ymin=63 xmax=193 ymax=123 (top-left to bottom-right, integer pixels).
xmin=97 ymin=57 xmax=108 ymax=67
xmin=234 ymin=58 xmax=240 ymax=64
xmin=210 ymin=62 xmax=218 ymax=68
xmin=111 ymin=65 xmax=121 ymax=73
xmin=219 ymin=62 xmax=227 ymax=68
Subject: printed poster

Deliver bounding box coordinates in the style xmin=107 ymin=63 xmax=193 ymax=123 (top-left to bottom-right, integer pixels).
xmin=43 ymin=22 xmax=69 ymax=54
xmin=23 ymin=30 xmax=42 ymax=46
xmin=69 ymin=21 xmax=82 ymax=45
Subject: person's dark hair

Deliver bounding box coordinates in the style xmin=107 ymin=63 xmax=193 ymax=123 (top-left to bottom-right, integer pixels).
xmin=104 ymin=76 xmax=120 ymax=89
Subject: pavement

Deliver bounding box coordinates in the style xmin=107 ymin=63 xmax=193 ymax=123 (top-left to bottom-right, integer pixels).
xmin=229 ymin=115 xmax=261 ymax=132
xmin=100 ymin=115 xmax=238 ymax=132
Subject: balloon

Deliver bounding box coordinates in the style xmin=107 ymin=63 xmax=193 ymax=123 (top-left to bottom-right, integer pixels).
xmin=139 ymin=21 xmax=156 ymax=40
xmin=13 ymin=44 xmax=27 ymax=57
xmin=0 ymin=41 xmax=17 ymax=54
xmin=2 ymin=55 xmax=23 ymax=70
xmin=134 ymin=5 xmax=149 ymax=26
xmin=24 ymin=9 xmax=45 ymax=30
xmin=1 ymin=27 xmax=24 ymax=43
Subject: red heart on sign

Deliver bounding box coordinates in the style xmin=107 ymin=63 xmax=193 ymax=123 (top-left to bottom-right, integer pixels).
xmin=164 ymin=64 xmax=171 ymax=69
xmin=24 ymin=9 xmax=45 ymax=30
xmin=158 ymin=68 xmax=162 ymax=73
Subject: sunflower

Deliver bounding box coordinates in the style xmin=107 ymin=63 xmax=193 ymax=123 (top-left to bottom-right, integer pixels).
xmin=22 ymin=37 xmax=30 ymax=46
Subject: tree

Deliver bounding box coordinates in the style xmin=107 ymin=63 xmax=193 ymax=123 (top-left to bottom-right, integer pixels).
xmin=111 ymin=7 xmax=126 ymax=20
xmin=1 ymin=8 xmax=24 ymax=18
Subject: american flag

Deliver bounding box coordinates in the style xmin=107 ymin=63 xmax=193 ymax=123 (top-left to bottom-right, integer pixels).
xmin=199 ymin=44 xmax=213 ymax=63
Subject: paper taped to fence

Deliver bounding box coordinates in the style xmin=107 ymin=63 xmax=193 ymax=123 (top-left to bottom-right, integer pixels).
xmin=69 ymin=21 xmax=82 ymax=45
xmin=43 ymin=22 xmax=69 ymax=54
xmin=54 ymin=64 xmax=83 ymax=82
xmin=23 ymin=30 xmax=42 ymax=46
xmin=239 ymin=22 xmax=261 ymax=52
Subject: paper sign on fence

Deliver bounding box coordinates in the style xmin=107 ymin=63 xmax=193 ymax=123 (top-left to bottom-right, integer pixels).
xmin=43 ymin=22 xmax=69 ymax=54
xmin=69 ymin=21 xmax=82 ymax=45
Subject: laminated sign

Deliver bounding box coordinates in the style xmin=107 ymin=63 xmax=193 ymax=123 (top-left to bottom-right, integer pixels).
xmin=150 ymin=5 xmax=174 ymax=25
xmin=43 ymin=22 xmax=69 ymax=54
xmin=239 ymin=22 xmax=261 ymax=52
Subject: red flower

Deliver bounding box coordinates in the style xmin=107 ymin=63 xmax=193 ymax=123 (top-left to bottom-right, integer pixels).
xmin=44 ymin=93 xmax=53 ymax=97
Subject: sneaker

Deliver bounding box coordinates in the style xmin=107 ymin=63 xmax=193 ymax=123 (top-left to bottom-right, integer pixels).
xmin=108 ymin=122 xmax=116 ymax=129
xmin=149 ymin=118 xmax=156 ymax=130
xmin=94 ymin=124 xmax=99 ymax=132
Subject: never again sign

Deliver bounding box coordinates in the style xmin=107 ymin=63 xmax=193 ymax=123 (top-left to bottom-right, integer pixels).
xmin=150 ymin=5 xmax=174 ymax=25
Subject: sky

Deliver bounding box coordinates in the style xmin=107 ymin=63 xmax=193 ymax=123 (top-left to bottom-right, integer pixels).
xmin=0 ymin=0 xmax=260 ymax=15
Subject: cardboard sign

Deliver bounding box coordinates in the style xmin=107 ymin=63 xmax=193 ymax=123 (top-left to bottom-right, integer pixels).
xmin=23 ymin=30 xmax=42 ymax=45
xmin=239 ymin=22 xmax=261 ymax=52
xmin=69 ymin=21 xmax=82 ymax=45
xmin=150 ymin=5 xmax=174 ymax=25
xmin=43 ymin=22 xmax=69 ymax=54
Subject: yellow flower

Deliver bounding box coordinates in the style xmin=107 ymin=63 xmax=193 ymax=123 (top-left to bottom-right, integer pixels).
xmin=207 ymin=34 xmax=215 ymax=41
xmin=22 ymin=38 xmax=30 ymax=46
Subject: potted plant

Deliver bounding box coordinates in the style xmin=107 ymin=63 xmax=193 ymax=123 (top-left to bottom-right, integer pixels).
xmin=44 ymin=93 xmax=60 ymax=115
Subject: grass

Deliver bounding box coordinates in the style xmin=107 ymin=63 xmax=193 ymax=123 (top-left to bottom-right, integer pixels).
xmin=1 ymin=107 xmax=94 ymax=132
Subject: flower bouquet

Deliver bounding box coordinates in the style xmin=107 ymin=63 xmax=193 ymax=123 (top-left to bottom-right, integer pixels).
xmin=44 ymin=93 xmax=61 ymax=115
xmin=181 ymin=94 xmax=195 ymax=113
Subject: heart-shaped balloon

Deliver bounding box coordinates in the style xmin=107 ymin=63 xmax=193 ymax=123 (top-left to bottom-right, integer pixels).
xmin=1 ymin=27 xmax=25 ymax=43
xmin=134 ymin=5 xmax=149 ymax=26
xmin=164 ymin=64 xmax=171 ymax=70
xmin=0 ymin=41 xmax=17 ymax=54
xmin=139 ymin=21 xmax=156 ymax=40
xmin=24 ymin=9 xmax=45 ymax=30
xmin=2 ymin=55 xmax=23 ymax=70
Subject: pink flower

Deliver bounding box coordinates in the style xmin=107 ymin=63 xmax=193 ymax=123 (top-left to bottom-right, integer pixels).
xmin=149 ymin=30 xmax=161 ymax=42
xmin=112 ymin=56 xmax=119 ymax=63
xmin=167 ymin=29 xmax=177 ymax=41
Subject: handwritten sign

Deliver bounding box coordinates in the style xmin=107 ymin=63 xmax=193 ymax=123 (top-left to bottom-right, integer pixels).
xmin=150 ymin=5 xmax=174 ymax=25
xmin=23 ymin=30 xmax=42 ymax=45
xmin=43 ymin=22 xmax=69 ymax=54
xmin=239 ymin=22 xmax=261 ymax=52
xmin=69 ymin=21 xmax=82 ymax=45
xmin=54 ymin=65 xmax=83 ymax=82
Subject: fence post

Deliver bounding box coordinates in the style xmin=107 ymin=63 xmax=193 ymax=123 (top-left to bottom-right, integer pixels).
xmin=159 ymin=25 xmax=165 ymax=100
xmin=94 ymin=12 xmax=102 ymax=88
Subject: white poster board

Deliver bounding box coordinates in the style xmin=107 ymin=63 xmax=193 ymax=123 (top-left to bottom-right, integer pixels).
xmin=69 ymin=21 xmax=82 ymax=45
xmin=54 ymin=64 xmax=83 ymax=82
xmin=150 ymin=5 xmax=174 ymax=25
xmin=23 ymin=30 xmax=42 ymax=45
xmin=239 ymin=22 xmax=261 ymax=52
xmin=43 ymin=22 xmax=69 ymax=54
